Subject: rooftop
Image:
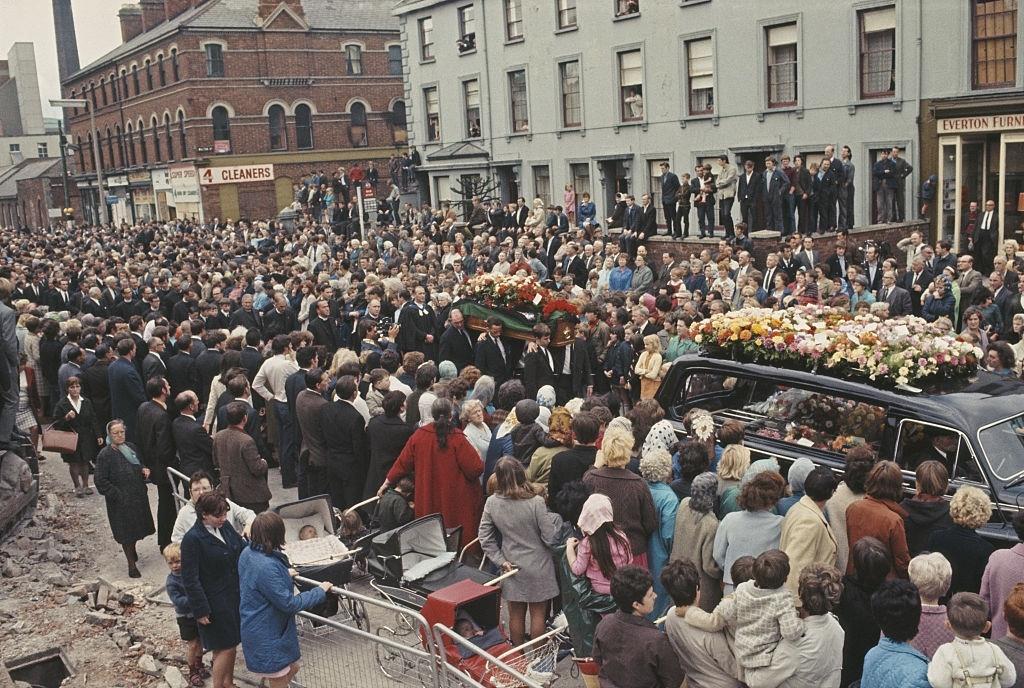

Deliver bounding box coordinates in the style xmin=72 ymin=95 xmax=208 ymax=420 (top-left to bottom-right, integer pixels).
xmin=0 ymin=158 xmax=63 ymax=199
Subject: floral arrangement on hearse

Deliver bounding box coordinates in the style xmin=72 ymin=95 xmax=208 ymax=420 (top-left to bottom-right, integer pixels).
xmin=458 ymin=273 xmax=580 ymax=319
xmin=691 ymin=305 xmax=981 ymax=387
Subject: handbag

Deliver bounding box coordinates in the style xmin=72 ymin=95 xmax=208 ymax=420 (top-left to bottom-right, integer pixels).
xmin=41 ymin=423 xmax=79 ymax=454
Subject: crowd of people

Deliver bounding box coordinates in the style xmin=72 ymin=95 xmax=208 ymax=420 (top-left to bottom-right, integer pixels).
xmin=1 ymin=171 xmax=1023 ymax=688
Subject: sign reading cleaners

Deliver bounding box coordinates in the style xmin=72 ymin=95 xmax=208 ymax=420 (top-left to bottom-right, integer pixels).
xmin=199 ymin=164 xmax=275 ymax=186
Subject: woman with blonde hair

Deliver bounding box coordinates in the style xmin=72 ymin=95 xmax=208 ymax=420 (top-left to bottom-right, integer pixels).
xmin=926 ymin=485 xmax=994 ymax=597
xmin=583 ymin=423 xmax=657 ymax=568
xmin=633 ymin=334 xmax=663 ymax=400
xmin=716 ymin=444 xmax=751 ymax=500
xmin=459 ymin=399 xmax=491 ymax=460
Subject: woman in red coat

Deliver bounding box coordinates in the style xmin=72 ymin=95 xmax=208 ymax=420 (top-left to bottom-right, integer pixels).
xmin=379 ymin=397 xmax=484 ymax=543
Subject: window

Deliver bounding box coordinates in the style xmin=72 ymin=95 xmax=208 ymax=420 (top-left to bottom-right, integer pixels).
xmin=171 ymin=48 xmax=179 ymax=81
xmin=76 ymin=137 xmax=85 ymax=171
xmin=345 ymin=44 xmax=363 ymax=75
xmin=458 ymin=6 xmax=476 ymax=53
xmin=126 ymin=124 xmax=135 ymax=166
xmin=158 ymin=55 xmax=166 ymax=87
xmin=505 ymin=0 xmax=523 ymax=40
xmin=391 ymin=100 xmax=408 ymax=144
xmin=151 ymin=119 xmax=161 ymax=160
xmin=107 ymin=129 xmax=116 ymax=168
xmin=348 ymin=102 xmax=367 ymax=147
xmin=559 ymin=60 xmax=582 ymax=128
xmin=424 ymin=86 xmax=440 ymax=142
xmin=268 ymin=104 xmax=287 ymax=150
xmin=859 ymin=6 xmax=896 ymax=98
xmin=205 ymin=44 xmax=224 ymax=77
xmin=649 ymin=159 xmax=669 ymax=224
xmin=464 ymin=79 xmax=481 ymax=138
xmin=145 ymin=60 xmax=153 ymax=90
xmin=570 ymin=162 xmax=591 ymax=200
xmin=388 ymin=45 xmax=403 ymax=75
xmin=132 ymin=66 xmax=140 ymax=95
xmin=100 ymin=78 xmax=108 ymax=106
xmin=296 ymin=103 xmax=314 ymax=149
xmin=767 ymin=23 xmax=798 ymax=107
xmin=618 ymin=49 xmax=644 ymax=122
xmin=972 ymin=0 xmax=1018 ymax=89
xmin=37 ymin=142 xmax=48 ymax=158
xmin=178 ymin=114 xmax=187 ymax=158
xmin=120 ymin=71 xmax=127 ymax=101
xmin=557 ymin=0 xmax=577 ymax=29
xmin=686 ymin=37 xmax=715 ymax=115
xmin=533 ymin=165 xmax=551 ymax=203
xmin=615 ymin=0 xmax=639 ymax=17
xmin=138 ymin=122 xmax=148 ymax=163
xmin=89 ymin=83 xmax=96 ymax=109
xmin=419 ymin=17 xmax=434 ymax=61
xmin=212 ymin=105 xmax=231 ymax=143
xmin=114 ymin=125 xmax=122 ymax=166
xmin=508 ymin=70 xmax=529 ymax=133
xmin=164 ymin=113 xmax=174 ymax=160
xmin=896 ymin=420 xmax=984 ymax=485
xmin=110 ymin=75 xmax=119 ymax=103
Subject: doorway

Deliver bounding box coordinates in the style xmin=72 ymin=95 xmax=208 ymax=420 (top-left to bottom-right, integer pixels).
xmin=598 ymin=158 xmax=631 ymax=222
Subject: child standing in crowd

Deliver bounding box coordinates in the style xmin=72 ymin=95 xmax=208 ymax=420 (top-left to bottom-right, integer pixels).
xmin=566 ymin=493 xmax=633 ymax=595
xmin=377 ymin=475 xmax=415 ymax=532
xmin=164 ymin=543 xmax=209 ymax=687
xmin=928 ymin=592 xmax=1017 ymax=688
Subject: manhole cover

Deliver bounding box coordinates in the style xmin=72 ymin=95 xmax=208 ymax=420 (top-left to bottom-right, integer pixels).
xmin=5 ymin=647 xmax=74 ymax=688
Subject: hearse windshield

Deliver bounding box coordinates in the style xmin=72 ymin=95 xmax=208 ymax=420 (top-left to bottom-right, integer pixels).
xmin=979 ymin=413 xmax=1024 ymax=484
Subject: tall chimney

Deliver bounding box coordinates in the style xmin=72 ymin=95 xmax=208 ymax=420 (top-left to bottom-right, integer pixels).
xmin=165 ymin=0 xmax=195 ymax=21
xmin=140 ymin=0 xmax=167 ymax=31
xmin=119 ymin=5 xmax=145 ymax=43
xmin=51 ymin=0 xmax=80 ymax=82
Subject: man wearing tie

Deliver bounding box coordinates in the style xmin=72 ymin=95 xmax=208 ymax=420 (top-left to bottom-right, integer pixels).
xmin=50 ymin=277 xmax=71 ymax=312
xmin=555 ymin=333 xmax=593 ymax=405
xmin=901 ymin=256 xmax=933 ymax=316
xmin=876 ymin=270 xmax=913 ymax=317
xmin=761 ymin=253 xmax=781 ymax=293
xmin=973 ymin=199 xmax=998 ymax=274
xmin=474 ymin=317 xmax=511 ymax=387
xmin=762 ymin=157 xmax=787 ymax=232
xmin=522 ymin=324 xmax=557 ymax=400
xmin=439 ymin=309 xmax=476 ymax=372
xmin=620 ymin=195 xmax=641 ymax=258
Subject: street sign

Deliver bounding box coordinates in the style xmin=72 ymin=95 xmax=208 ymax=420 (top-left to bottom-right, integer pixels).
xmin=199 ymin=164 xmax=274 ymax=186
xmin=105 ymin=195 xmax=119 ymax=205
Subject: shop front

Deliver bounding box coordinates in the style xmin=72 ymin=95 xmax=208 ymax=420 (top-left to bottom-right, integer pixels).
xmin=928 ymin=98 xmax=1024 ymax=253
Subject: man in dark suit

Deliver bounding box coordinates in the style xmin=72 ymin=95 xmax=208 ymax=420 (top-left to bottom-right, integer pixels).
xmin=319 ymin=375 xmax=368 ymax=511
xmin=620 ymin=195 xmax=641 ymax=258
xmin=239 ymin=330 xmax=264 ymax=384
xmin=522 ymin=324 xmax=558 ymax=400
xmin=659 ymin=162 xmax=682 ymax=238
xmin=166 ymin=336 xmax=198 ymax=400
xmin=49 ymin=278 xmax=72 ymax=312
xmin=762 ymin=157 xmax=788 ymax=232
xmin=1003 ymin=278 xmax=1024 ymax=333
xmin=542 ymin=230 xmax=562 ymax=276
xmin=552 ymin=335 xmax=593 ymax=405
xmin=295 ymin=367 xmax=331 ymax=500
xmin=827 ymin=244 xmax=851 ymax=285
xmin=972 ymin=199 xmax=998 ymax=275
xmin=933 ymin=240 xmax=957 ymax=276
xmin=129 ymin=317 xmax=149 ymax=378
xmin=307 ymin=299 xmax=340 ymax=355
xmin=514 ymin=197 xmax=529 ymax=230
xmin=208 ymin=300 xmax=234 ymax=331
xmin=396 ymin=286 xmax=435 ymax=357
xmin=560 ymin=242 xmax=589 ymax=288
xmin=263 ymin=293 xmax=299 ymax=340
xmin=793 ymin=236 xmax=821 ymax=272
xmin=194 ymin=332 xmax=225 ymax=410
xmin=638 ymin=193 xmax=658 ymax=246
xmin=438 ymin=308 xmax=476 ymax=372
xmin=142 ymin=335 xmax=169 ymax=383
xmin=171 ymin=391 xmax=214 ymax=478
xmin=900 ymin=256 xmax=934 ymax=316
xmin=215 ymin=374 xmax=270 ymax=458
xmin=228 ymin=293 xmax=263 ymax=333
xmin=475 ymin=317 xmax=512 ymax=388
xmin=862 ymin=243 xmax=884 ymax=293
xmin=136 ymin=376 xmax=178 ymax=550
xmin=108 ymin=338 xmax=147 ymax=444
xmin=81 ymin=343 xmax=113 ymax=430
xmin=737 ymin=160 xmax=760 ymax=229
xmin=876 ymin=270 xmax=913 ymax=317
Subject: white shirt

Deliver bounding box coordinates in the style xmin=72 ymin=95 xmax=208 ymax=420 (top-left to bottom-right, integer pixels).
xmin=205 ymin=524 xmax=225 ymax=543
xmin=252 ymin=354 xmax=299 ymax=403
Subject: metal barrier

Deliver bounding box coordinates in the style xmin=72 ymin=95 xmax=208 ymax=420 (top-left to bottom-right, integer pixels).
xmin=166 ymin=466 xmax=190 ymax=510
xmin=432 ymin=624 xmax=547 ymax=688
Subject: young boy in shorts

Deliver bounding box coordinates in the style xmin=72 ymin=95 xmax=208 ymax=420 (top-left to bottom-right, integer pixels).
xmin=164 ymin=543 xmax=208 ymax=687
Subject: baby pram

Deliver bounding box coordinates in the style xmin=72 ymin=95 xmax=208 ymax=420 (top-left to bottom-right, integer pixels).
xmin=423 ymin=579 xmax=564 ymax=687
xmin=274 ymin=495 xmax=366 ymax=628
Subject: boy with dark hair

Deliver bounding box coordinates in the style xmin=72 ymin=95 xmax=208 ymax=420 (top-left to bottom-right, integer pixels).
xmin=862 ymin=579 xmax=930 ymax=688
xmin=928 ymin=592 xmax=1016 ymax=688
xmin=377 ymin=476 xmax=414 ymax=532
xmin=593 ymin=566 xmax=683 ymax=688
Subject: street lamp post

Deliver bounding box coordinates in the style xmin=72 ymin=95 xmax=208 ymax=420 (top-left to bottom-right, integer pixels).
xmin=50 ymin=98 xmax=108 ymax=225
xmin=56 ymin=119 xmax=70 ymax=210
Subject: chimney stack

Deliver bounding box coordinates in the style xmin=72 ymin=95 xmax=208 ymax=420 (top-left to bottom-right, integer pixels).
xmin=51 ymin=0 xmax=81 ymax=82
xmin=119 ymin=5 xmax=145 ymax=43
xmin=165 ymin=0 xmax=195 ymax=21
xmin=140 ymin=0 xmax=167 ymax=32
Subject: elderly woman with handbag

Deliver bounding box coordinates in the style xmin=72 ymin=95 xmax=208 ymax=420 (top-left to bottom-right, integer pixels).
xmin=51 ymin=375 xmax=103 ymax=497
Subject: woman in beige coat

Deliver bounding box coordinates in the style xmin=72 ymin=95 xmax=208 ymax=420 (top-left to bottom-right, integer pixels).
xmin=670 ymin=472 xmax=722 ymax=612
xmin=780 ymin=466 xmax=839 ymax=598
xmin=634 ymin=334 xmax=663 ymax=400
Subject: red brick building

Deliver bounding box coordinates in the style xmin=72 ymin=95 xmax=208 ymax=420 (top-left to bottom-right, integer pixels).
xmin=61 ymin=0 xmax=405 ymax=224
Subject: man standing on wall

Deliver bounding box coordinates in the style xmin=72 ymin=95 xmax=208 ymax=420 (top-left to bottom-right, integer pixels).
xmin=715 ymin=155 xmax=738 ymax=239
xmin=891 ymin=146 xmax=913 ymax=222
xmin=659 ymin=162 xmax=682 ymax=239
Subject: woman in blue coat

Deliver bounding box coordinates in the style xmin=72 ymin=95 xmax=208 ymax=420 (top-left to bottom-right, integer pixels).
xmin=607 ymin=254 xmax=634 ymax=292
xmin=181 ymin=491 xmax=245 ymax=688
xmin=239 ymin=512 xmax=331 ymax=688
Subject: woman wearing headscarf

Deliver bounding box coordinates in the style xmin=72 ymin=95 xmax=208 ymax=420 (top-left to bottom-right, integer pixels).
xmin=535 ymin=385 xmax=556 ymax=430
xmin=777 ymin=457 xmax=815 ymax=516
xmin=53 ymin=376 xmax=103 ymax=497
xmin=467 ymin=374 xmax=495 ymax=418
xmin=641 ymin=415 xmax=678 ymax=461
xmin=381 ymin=397 xmax=484 ymax=543
xmin=239 ymin=512 xmax=332 ymax=688
xmin=459 ymin=399 xmax=492 ymax=461
xmin=640 ymin=448 xmax=678 ymax=619
xmin=94 ymin=419 xmax=155 ymax=578
xmin=583 ymin=423 xmax=657 ymax=568
xmin=670 ymin=472 xmax=722 ymax=611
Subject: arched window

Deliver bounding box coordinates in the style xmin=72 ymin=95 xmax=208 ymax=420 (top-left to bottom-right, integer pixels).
xmin=126 ymin=123 xmax=136 ymax=166
xmin=85 ymin=133 xmax=94 ymax=171
xmin=390 ymin=100 xmax=407 ymax=144
xmin=105 ymin=128 xmax=114 ymax=168
xmin=348 ymin=102 xmax=367 ymax=148
xmin=345 ymin=44 xmax=363 ymax=75
xmin=110 ymin=74 xmax=119 ymax=103
xmin=121 ymin=70 xmax=128 ymax=99
xmin=152 ymin=117 xmax=161 ymax=160
xmin=100 ymin=78 xmax=108 ymax=106
xmin=212 ymin=105 xmax=231 ymax=144
xmin=144 ymin=60 xmax=153 ymax=90
xmin=268 ymin=104 xmax=287 ymax=151
xmin=139 ymin=120 xmax=148 ymax=164
xmin=164 ymin=113 xmax=174 ymax=160
xmin=76 ymin=136 xmax=85 ymax=172
xmin=114 ymin=125 xmax=123 ymax=167
xmin=158 ymin=55 xmax=166 ymax=87
xmin=131 ymin=66 xmax=140 ymax=95
xmin=295 ymin=104 xmax=313 ymax=149
xmin=177 ymin=113 xmax=187 ymax=158
xmin=89 ymin=82 xmax=97 ymax=109
xmin=171 ymin=49 xmax=180 ymax=81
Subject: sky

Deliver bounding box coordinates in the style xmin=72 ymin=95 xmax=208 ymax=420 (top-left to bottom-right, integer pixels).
xmin=0 ymin=0 xmax=125 ymax=117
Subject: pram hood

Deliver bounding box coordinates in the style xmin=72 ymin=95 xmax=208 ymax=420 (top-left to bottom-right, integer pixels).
xmin=274 ymin=495 xmax=335 ymax=542
xmin=421 ymin=579 xmax=501 ymax=630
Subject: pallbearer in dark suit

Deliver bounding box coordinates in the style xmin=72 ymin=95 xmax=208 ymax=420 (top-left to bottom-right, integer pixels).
xmin=172 ymin=391 xmax=215 ymax=479
xmin=438 ymin=308 xmax=476 ymax=372
xmin=136 ymin=376 xmax=179 ymax=550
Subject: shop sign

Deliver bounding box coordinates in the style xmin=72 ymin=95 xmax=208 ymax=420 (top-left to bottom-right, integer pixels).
xmin=134 ymin=189 xmax=155 ymax=204
xmin=199 ymin=164 xmax=274 ymax=186
xmin=169 ymin=164 xmax=201 ymax=204
xmin=938 ymin=113 xmax=1024 ymax=134
xmin=106 ymin=175 xmax=128 ymax=188
xmin=151 ymin=168 xmax=172 ymax=191
xmin=128 ymin=170 xmax=151 ymax=184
